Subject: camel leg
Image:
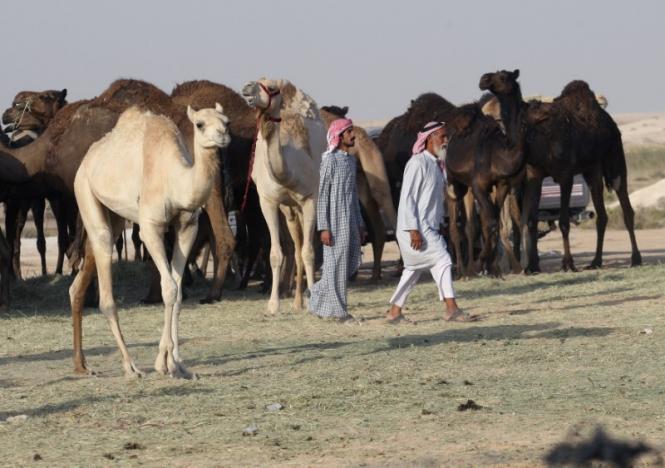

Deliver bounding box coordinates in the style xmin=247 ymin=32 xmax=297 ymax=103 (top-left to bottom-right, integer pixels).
xmin=495 ymin=183 xmax=521 ymax=274
xmin=446 ymin=192 xmax=464 ymax=277
xmin=463 ymin=190 xmax=478 ymax=276
xmin=5 ymin=200 xmax=25 ymax=280
xmin=0 ymin=229 xmax=10 ymax=308
xmin=200 ymin=172 xmax=236 ymax=304
xmin=76 ymin=176 xmax=141 ymax=377
xmin=358 ymin=171 xmax=384 ymax=280
xmin=301 ymin=198 xmax=317 ymax=295
xmin=614 ymin=175 xmax=642 ymax=266
xmin=259 ymin=197 xmax=283 ymax=314
xmin=558 ymin=177 xmax=576 ymax=271
xmin=167 ymin=212 xmax=199 ymax=378
xmin=115 ymin=228 xmax=124 ymax=262
xmin=281 ymin=206 xmax=303 ymax=309
xmin=472 ymin=185 xmax=498 ymax=276
xmin=198 ymin=243 xmax=211 ymax=278
xmin=521 ymin=169 xmax=544 ymax=273
xmin=584 ymin=171 xmax=608 ymax=269
xmin=131 ymin=223 xmax=142 ymax=261
xmin=138 ymin=222 xmax=179 ymax=377
xmin=32 ymin=198 xmax=47 ymax=276
xmin=50 ymin=197 xmax=70 ymax=275
xmin=508 ymin=190 xmax=523 ymax=272
xmin=68 ymin=240 xmax=97 ymax=374
xmin=364 ymin=198 xmax=386 ymax=282
xmin=13 ymin=202 xmax=29 ymax=279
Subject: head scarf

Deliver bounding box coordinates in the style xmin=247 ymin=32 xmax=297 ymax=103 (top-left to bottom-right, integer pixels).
xmin=412 ymin=121 xmax=446 ymax=155
xmin=326 ymin=118 xmax=353 ymax=152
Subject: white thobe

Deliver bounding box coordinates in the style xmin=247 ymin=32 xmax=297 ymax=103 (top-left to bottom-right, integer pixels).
xmin=390 ymin=150 xmax=455 ymax=305
xmin=395 ymin=150 xmax=449 ymax=270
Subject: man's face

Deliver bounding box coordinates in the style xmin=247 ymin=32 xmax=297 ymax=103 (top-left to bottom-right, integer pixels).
xmin=429 ymin=127 xmax=448 ymax=150
xmin=340 ymin=127 xmax=356 ymax=148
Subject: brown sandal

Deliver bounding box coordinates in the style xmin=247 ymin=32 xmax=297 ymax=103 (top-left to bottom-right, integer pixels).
xmin=443 ymin=309 xmax=478 ymax=322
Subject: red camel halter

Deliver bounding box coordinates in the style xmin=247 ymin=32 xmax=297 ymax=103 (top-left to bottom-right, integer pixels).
xmin=241 ymin=83 xmax=282 ymax=212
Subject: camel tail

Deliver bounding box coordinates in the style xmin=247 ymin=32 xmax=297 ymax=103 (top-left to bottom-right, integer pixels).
xmin=603 ymin=138 xmax=628 ymax=193
xmin=67 ymin=214 xmax=87 ymax=271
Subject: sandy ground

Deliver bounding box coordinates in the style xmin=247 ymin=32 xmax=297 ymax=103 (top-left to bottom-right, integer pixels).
xmin=15 ymin=226 xmax=665 ymax=280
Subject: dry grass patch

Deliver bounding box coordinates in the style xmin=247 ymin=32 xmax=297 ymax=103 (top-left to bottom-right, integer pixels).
xmin=1 ymin=262 xmax=665 ymax=466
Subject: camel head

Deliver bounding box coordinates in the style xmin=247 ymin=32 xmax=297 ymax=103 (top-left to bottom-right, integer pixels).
xmin=2 ymin=89 xmax=67 ymax=136
xmin=479 ymin=69 xmax=520 ymax=96
xmin=555 ymin=80 xmax=603 ymax=116
xmin=187 ymin=103 xmax=231 ymax=149
xmin=241 ymin=78 xmax=283 ymax=116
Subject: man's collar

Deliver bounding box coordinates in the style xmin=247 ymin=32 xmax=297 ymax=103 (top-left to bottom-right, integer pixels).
xmin=423 ymin=150 xmax=437 ymax=161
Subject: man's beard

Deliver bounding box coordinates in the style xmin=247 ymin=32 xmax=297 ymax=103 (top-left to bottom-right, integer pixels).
xmin=434 ymin=144 xmax=447 ymax=160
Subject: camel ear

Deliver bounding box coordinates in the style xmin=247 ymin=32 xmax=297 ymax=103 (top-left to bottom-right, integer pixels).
xmin=215 ymin=103 xmax=229 ymax=123
xmin=58 ymin=89 xmax=67 ymax=104
xmin=512 ymin=69 xmax=520 ymax=79
xmin=187 ymin=105 xmax=195 ymax=122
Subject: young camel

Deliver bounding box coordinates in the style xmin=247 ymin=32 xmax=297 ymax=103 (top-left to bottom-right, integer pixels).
xmin=69 ymin=104 xmax=230 ymax=378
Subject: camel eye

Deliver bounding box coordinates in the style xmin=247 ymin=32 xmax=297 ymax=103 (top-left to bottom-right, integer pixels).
xmin=196 ymin=122 xmax=204 ymax=130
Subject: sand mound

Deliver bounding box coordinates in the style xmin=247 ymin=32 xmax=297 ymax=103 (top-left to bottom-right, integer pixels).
xmin=609 ymin=178 xmax=665 ymax=210
xmin=616 ymin=113 xmax=665 ymax=147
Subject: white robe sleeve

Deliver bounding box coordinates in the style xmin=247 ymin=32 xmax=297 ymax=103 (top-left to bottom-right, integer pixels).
xmin=398 ymin=160 xmax=423 ymax=232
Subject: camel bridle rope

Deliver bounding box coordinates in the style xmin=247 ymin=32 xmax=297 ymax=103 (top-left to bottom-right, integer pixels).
xmin=240 ymin=83 xmax=282 ymax=213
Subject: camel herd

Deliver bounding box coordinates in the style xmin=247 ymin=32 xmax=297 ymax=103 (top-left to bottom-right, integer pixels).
xmin=0 ymin=70 xmax=641 ymax=377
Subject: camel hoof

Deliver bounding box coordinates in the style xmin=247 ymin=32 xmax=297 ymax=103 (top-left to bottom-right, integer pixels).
xmin=584 ymin=262 xmax=602 ymax=271
xmin=170 ymin=363 xmax=194 ymax=380
xmin=631 ymin=253 xmax=642 ymax=267
xmin=74 ymin=366 xmax=97 ymax=376
xmin=267 ymin=301 xmax=279 ymax=315
xmin=125 ymin=363 xmax=144 ymax=379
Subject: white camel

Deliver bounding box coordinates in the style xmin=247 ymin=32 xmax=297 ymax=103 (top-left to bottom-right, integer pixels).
xmin=241 ymin=78 xmax=326 ymax=314
xmin=69 ymin=104 xmax=230 ymax=378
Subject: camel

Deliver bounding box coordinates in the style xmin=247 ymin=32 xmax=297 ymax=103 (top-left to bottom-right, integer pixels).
xmin=377 ymin=74 xmax=526 ymax=277
xmin=1 ymin=88 xmax=76 ymax=277
xmin=444 ymin=70 xmax=528 ymax=276
xmin=1 ymin=80 xmax=240 ymax=372
xmin=377 ymin=93 xmax=455 ymax=209
xmin=169 ymin=79 xmax=257 ymax=303
xmin=320 ymin=105 xmax=397 ymax=280
xmin=241 ymin=78 xmax=326 ymax=314
xmin=69 ymin=104 xmax=230 ymax=377
xmin=521 ymin=80 xmax=641 ymax=272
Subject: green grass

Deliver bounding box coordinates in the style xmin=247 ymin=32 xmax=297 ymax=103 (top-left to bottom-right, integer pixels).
xmin=2 ymin=262 xmax=665 ymax=466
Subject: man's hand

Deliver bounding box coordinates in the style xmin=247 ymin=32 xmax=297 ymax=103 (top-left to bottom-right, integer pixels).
xmin=410 ymin=230 xmax=423 ymax=250
xmin=321 ymin=230 xmax=333 ymax=246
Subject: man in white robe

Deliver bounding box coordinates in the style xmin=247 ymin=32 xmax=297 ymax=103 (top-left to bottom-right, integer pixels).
xmin=387 ymin=121 xmax=473 ymax=323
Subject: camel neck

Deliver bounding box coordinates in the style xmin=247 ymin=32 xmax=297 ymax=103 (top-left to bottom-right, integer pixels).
xmin=181 ymin=139 xmax=219 ymax=209
xmin=497 ymin=88 xmax=524 ymax=145
xmin=0 ymin=135 xmax=47 ymax=183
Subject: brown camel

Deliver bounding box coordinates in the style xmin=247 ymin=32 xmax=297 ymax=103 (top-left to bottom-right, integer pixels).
xmin=376 ymin=93 xmax=455 ymax=209
xmin=320 ymin=106 xmax=397 ymax=280
xmin=1 ymin=88 xmax=76 ymax=277
xmin=521 ymin=80 xmax=641 ymax=272
xmin=445 ymin=70 xmax=527 ymax=276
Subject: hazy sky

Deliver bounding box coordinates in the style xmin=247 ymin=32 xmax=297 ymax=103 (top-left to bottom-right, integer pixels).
xmin=2 ymin=0 xmax=663 ymax=121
